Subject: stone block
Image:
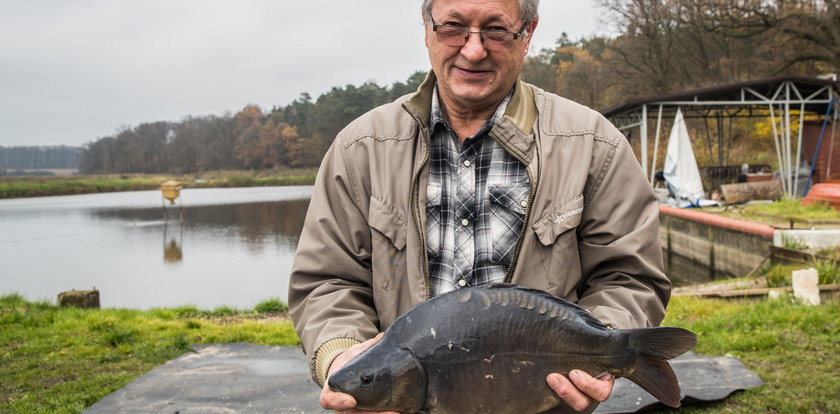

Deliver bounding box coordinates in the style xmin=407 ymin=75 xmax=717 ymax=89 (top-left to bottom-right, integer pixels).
xmin=58 ymin=289 xmax=100 ymax=309
xmin=792 ymin=268 xmax=820 ymax=306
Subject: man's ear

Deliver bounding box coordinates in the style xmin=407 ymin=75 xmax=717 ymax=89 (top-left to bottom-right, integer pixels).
xmin=523 ymin=16 xmax=539 ymax=56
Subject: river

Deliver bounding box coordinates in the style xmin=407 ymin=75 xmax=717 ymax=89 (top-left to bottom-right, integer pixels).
xmin=0 ymin=186 xmax=311 ymax=310
xmin=1 ymin=185 xmax=719 ymax=310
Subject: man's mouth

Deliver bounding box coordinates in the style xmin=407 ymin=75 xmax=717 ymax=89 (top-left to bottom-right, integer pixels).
xmin=456 ymin=67 xmax=492 ymax=76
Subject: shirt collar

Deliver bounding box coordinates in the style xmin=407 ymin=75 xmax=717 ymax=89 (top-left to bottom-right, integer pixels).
xmin=429 ymin=84 xmax=514 ymax=142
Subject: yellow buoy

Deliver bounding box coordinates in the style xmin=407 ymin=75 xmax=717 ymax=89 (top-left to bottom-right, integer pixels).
xmin=160 ymin=180 xmax=182 ymax=205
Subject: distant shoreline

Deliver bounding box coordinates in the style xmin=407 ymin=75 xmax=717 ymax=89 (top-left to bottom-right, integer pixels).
xmin=0 ymin=169 xmax=317 ymax=199
xmin=0 ymin=168 xmax=79 ymax=177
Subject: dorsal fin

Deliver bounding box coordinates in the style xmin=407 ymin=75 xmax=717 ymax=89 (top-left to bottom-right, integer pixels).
xmin=484 ymin=284 xmax=608 ymax=329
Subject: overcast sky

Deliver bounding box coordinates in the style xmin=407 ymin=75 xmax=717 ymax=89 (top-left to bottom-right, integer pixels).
xmin=0 ymin=1 xmax=606 ymax=147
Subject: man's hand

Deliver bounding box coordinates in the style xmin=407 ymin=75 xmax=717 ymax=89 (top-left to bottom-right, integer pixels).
xmin=319 ymin=333 xmax=399 ymax=414
xmin=546 ymin=370 xmax=614 ymax=413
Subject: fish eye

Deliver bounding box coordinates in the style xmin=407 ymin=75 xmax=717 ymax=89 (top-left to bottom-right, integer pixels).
xmin=360 ymin=375 xmax=372 ymax=385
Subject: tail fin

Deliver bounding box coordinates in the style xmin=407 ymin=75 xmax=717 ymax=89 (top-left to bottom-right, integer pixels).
xmin=624 ymin=327 xmax=697 ymax=408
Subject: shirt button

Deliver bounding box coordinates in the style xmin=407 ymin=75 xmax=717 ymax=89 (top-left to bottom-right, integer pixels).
xmin=461 ymin=218 xmax=470 ymax=227
xmin=458 ymin=279 xmax=467 ymax=287
xmin=520 ymin=200 xmax=529 ymax=208
xmin=463 ymin=160 xmax=472 ymax=167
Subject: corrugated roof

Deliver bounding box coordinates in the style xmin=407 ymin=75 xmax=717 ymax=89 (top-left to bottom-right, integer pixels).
xmin=601 ymin=75 xmax=839 ymax=118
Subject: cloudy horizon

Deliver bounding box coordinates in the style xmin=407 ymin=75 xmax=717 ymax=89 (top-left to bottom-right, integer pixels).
xmin=0 ymin=1 xmax=605 ymax=147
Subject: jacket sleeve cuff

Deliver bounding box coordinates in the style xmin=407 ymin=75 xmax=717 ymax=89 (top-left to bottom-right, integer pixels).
xmin=315 ymin=338 xmax=363 ymax=388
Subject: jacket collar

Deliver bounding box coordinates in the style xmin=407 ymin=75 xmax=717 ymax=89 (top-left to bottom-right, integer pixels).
xmin=403 ymin=71 xmax=539 ymax=163
xmin=403 ymin=71 xmax=537 ymax=144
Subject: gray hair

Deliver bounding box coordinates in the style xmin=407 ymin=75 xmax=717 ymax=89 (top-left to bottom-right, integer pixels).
xmin=421 ymin=0 xmax=540 ymax=27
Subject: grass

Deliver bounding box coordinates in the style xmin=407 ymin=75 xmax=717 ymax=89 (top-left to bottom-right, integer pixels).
xmin=779 ymin=233 xmax=809 ymax=250
xmin=761 ymin=258 xmax=840 ymax=287
xmin=0 ymin=293 xmax=298 ymax=414
xmin=3 ymin=293 xmax=838 ymax=414
xmin=712 ymin=197 xmax=840 ymax=229
xmin=0 ymin=169 xmax=317 ymax=199
xmin=0 ymin=175 xmax=177 ymax=199
xmin=646 ymin=295 xmax=840 ymax=413
xmin=743 ymin=197 xmax=840 ymax=220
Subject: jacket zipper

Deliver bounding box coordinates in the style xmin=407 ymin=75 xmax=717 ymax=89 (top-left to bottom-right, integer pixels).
xmin=404 ymin=105 xmax=433 ymax=300
xmin=490 ymin=131 xmax=535 ymax=283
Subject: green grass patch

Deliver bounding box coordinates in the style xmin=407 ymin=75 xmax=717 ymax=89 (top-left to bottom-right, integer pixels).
xmin=648 ymin=296 xmax=840 ymax=413
xmin=0 ymin=174 xmax=186 ymax=199
xmin=710 ymin=197 xmax=840 ymax=229
xmin=6 ymin=292 xmax=838 ymax=413
xmin=0 ymin=294 xmax=298 ymax=413
xmin=190 ymin=175 xmax=315 ymax=188
xmin=762 ymin=259 xmax=840 ymax=287
xmin=810 ymin=259 xmax=840 ymax=285
xmin=741 ymin=197 xmax=840 ymax=221
xmin=0 ymin=170 xmax=317 ymax=199
xmin=779 ymin=233 xmax=809 ymax=250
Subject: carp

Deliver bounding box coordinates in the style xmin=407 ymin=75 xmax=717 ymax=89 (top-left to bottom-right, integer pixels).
xmin=328 ymin=284 xmax=697 ymax=414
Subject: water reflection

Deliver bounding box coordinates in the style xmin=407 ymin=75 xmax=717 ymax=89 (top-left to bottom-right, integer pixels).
xmin=92 ymin=199 xmax=310 ymax=252
xmin=163 ymin=223 xmax=183 ymax=264
xmin=0 ymin=187 xmax=312 ymax=310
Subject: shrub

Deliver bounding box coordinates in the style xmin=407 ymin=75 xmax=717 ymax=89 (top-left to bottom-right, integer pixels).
xmin=254 ymin=298 xmax=288 ymax=314
xmin=211 ymin=306 xmax=238 ymax=316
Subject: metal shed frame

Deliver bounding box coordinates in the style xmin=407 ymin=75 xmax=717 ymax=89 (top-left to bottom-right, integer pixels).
xmin=601 ymin=75 xmax=839 ymax=197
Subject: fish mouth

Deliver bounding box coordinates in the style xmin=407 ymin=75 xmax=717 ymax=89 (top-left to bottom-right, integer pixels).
xmin=327 ymin=377 xmax=346 ymax=394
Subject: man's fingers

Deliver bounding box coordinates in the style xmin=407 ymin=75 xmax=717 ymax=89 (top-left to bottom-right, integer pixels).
xmin=322 ymin=333 xmax=388 ymax=412
xmin=319 ymin=385 xmax=356 ymax=411
xmin=546 ymin=373 xmax=591 ymax=412
xmin=569 ymin=370 xmax=614 ymax=402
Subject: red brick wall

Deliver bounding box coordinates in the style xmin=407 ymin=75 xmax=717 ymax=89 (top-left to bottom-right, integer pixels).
xmin=802 ymin=120 xmax=840 ymax=183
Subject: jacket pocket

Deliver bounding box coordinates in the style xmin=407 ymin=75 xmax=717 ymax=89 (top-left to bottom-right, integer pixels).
xmin=369 ymin=195 xmax=406 ymax=251
xmin=489 ymin=183 xmax=530 ymax=263
xmin=532 ymin=194 xmax=584 ymax=246
xmin=424 ymin=183 xmax=442 ymax=257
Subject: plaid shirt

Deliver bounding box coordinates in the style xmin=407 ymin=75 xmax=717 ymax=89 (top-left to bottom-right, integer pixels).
xmin=426 ymin=86 xmax=531 ymax=296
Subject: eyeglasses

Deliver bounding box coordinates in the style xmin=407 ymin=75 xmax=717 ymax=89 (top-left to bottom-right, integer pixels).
xmin=429 ymin=15 xmax=528 ymax=50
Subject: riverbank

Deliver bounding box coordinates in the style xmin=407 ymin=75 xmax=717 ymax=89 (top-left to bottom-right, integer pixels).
xmin=0 ymin=294 xmax=299 ymax=413
xmin=2 ymin=293 xmax=837 ymax=413
xmin=0 ymin=168 xmax=317 ymax=199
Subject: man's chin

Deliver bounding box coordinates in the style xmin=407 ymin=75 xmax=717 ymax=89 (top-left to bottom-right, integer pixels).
xmin=446 ymin=86 xmax=497 ymax=105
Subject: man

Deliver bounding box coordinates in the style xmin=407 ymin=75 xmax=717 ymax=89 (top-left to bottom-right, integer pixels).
xmin=289 ymin=0 xmax=671 ymax=412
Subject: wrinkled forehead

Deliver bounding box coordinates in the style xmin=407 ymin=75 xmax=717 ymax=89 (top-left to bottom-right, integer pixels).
xmin=426 ymin=0 xmax=523 ymax=21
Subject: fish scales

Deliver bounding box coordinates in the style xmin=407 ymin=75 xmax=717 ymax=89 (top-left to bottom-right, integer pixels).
xmin=329 ymin=284 xmax=696 ymax=414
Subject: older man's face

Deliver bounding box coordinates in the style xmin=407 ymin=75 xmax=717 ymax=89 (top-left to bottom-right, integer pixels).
xmin=424 ymin=0 xmax=536 ymax=114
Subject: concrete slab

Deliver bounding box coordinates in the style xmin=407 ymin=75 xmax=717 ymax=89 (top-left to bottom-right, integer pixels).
xmin=85 ymin=345 xmax=761 ymax=414
xmin=84 ymin=343 xmax=327 ymax=414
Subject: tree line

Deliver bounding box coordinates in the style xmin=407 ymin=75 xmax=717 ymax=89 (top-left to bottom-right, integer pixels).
xmin=80 ymin=0 xmax=838 ymax=174
xmin=0 ymin=145 xmax=80 ymax=170
xmin=522 ymin=0 xmax=839 ymax=110
xmin=80 ymin=72 xmax=426 ymax=174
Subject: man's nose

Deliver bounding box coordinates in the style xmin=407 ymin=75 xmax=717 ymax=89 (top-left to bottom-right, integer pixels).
xmin=460 ymin=32 xmax=488 ymax=62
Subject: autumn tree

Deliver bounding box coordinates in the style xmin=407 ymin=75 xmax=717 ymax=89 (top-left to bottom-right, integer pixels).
xmin=749 ymin=0 xmax=840 ymax=72
xmin=232 ymin=105 xmax=265 ymax=169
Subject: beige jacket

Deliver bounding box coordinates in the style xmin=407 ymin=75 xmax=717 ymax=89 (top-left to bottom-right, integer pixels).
xmin=289 ymin=73 xmax=671 ymax=386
